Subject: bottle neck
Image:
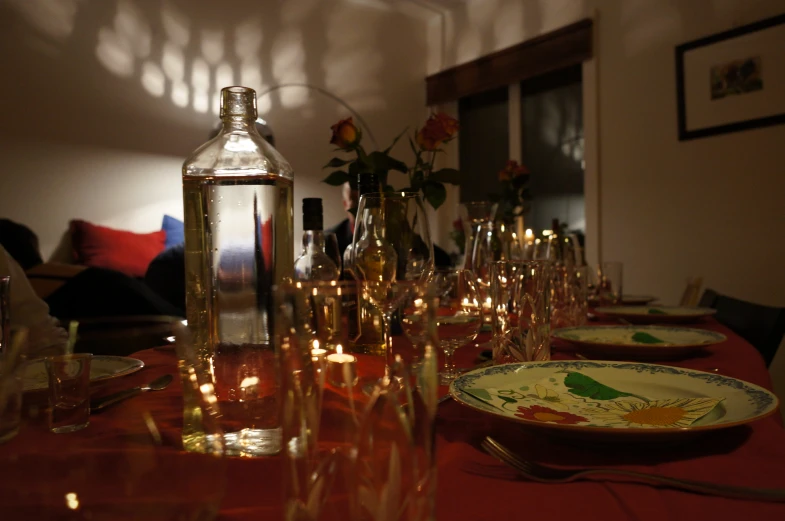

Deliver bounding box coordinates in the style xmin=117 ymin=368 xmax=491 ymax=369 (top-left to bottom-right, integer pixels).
xmin=220 ymin=116 xmax=257 ymax=133
xmin=302 ymin=230 xmax=327 ymax=253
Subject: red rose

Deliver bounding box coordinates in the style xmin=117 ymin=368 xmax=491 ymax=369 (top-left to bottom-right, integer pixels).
xmin=416 ymin=112 xmax=459 ymax=151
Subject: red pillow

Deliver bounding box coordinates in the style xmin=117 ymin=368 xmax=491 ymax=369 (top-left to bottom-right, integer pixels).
xmin=69 ymin=220 xmax=166 ymax=278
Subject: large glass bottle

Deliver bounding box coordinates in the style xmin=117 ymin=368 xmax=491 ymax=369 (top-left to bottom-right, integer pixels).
xmin=182 ymin=86 xmax=293 ymax=457
xmin=294 ymin=198 xmax=340 ymax=281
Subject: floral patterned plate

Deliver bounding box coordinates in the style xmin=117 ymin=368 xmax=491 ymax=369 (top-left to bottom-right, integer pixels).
xmin=552 ymin=326 xmax=726 ymax=360
xmin=22 ymin=356 xmax=144 ymax=392
xmin=449 ymin=361 xmax=778 ymax=441
xmin=595 ymin=306 xmax=717 ymax=324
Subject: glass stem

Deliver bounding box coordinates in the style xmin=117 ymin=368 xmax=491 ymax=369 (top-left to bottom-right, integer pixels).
xmin=444 ymin=347 xmax=456 ymax=377
xmin=382 ymin=311 xmax=394 ymax=376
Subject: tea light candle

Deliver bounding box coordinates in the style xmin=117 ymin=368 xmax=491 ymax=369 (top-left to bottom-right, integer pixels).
xmin=326 ymin=345 xmax=357 ymax=389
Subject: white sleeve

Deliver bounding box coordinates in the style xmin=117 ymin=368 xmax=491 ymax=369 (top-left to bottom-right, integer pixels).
xmin=0 ymin=246 xmax=67 ymax=357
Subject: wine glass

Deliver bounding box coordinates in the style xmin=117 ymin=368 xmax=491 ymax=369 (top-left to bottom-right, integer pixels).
xmin=351 ymin=193 xmax=434 ymax=368
xmin=405 ymin=269 xmax=481 ymax=384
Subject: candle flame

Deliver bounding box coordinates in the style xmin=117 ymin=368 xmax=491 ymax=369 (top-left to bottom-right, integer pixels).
xmin=312 ymin=339 xmax=320 ymax=350
xmin=336 ymin=344 xmax=343 ymax=355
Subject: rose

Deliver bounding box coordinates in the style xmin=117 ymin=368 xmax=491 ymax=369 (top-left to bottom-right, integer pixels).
xmin=415 ymin=112 xmax=459 ymax=151
xmin=498 ymin=160 xmax=529 ymax=181
xmin=330 ymin=117 xmax=360 ymax=149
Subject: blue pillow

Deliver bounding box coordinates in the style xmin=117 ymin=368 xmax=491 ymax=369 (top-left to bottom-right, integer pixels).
xmin=161 ymin=215 xmax=184 ymax=248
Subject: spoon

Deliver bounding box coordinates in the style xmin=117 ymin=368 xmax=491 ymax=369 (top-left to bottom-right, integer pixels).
xmin=90 ymin=374 xmax=174 ymax=412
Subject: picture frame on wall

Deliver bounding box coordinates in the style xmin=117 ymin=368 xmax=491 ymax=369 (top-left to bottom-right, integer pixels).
xmin=675 ymin=13 xmax=785 ymax=141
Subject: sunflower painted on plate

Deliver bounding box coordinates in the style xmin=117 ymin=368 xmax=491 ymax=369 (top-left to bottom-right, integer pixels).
xmin=514 ymin=405 xmax=589 ymax=425
xmin=589 ymin=398 xmax=723 ymax=428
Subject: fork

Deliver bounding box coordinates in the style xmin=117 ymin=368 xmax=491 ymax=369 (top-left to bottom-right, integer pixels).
xmin=480 ymin=437 xmax=785 ymax=502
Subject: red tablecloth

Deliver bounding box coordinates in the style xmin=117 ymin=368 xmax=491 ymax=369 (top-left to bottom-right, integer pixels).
xmin=2 ymin=319 xmax=785 ymax=520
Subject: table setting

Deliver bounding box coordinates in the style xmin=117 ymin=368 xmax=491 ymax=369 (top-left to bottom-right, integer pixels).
xmin=1 ymin=86 xmax=785 ymax=521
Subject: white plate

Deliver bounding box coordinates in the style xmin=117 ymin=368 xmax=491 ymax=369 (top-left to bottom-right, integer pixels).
xmin=595 ymin=306 xmax=716 ymax=324
xmin=449 ymin=361 xmax=778 ymax=441
xmin=22 ymin=356 xmax=144 ymax=392
xmin=553 ymin=325 xmax=726 ymax=360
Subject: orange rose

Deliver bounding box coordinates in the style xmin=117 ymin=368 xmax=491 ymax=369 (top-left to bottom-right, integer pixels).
xmin=330 ymin=117 xmax=360 ymax=149
xmin=416 ymin=112 xmax=459 ymax=151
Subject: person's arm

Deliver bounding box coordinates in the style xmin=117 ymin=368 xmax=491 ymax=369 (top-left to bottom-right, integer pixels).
xmin=0 ymin=246 xmax=67 ymax=357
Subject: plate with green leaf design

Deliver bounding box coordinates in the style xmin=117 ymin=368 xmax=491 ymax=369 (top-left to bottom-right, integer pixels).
xmin=449 ymin=361 xmax=778 ymax=441
xmin=552 ymin=325 xmax=726 ymax=360
xmin=595 ymin=306 xmax=716 ymax=324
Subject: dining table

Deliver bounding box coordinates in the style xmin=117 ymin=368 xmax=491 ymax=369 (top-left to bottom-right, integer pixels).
xmin=2 ymin=316 xmax=785 ymax=520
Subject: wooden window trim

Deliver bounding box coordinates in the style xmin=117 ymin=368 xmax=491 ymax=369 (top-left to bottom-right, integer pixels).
xmin=426 ymin=18 xmax=593 ymax=105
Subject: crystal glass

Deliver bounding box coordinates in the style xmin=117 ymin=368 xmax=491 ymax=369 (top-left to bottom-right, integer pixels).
xmin=0 ymin=276 xmax=9 ymax=354
xmin=471 ymin=220 xmax=523 ymax=321
xmin=351 ymin=193 xmax=434 ymax=367
xmin=598 ymin=261 xmax=623 ymax=305
xmin=277 ymin=281 xmax=438 ymax=521
xmin=551 ymin=265 xmax=589 ymax=329
xmin=46 ymin=353 xmax=92 ymax=433
xmin=459 ymin=201 xmax=496 ymax=269
xmin=491 ymin=260 xmax=551 ymax=363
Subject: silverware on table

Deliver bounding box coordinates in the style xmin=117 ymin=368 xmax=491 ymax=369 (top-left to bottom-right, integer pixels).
xmin=480 ymin=436 xmax=785 ymax=502
xmin=90 ymin=374 xmax=174 ymax=412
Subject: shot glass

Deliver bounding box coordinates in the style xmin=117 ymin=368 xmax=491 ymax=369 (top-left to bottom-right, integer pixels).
xmin=46 ymin=353 xmax=92 ymax=433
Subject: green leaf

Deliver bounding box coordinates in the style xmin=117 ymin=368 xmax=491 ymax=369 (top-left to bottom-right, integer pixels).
xmin=428 ymin=168 xmax=462 ymax=185
xmin=383 ymin=128 xmax=408 ymax=154
xmin=366 ymin=151 xmax=408 ymax=173
xmin=498 ymin=395 xmax=516 ymax=404
xmin=323 ymin=157 xmax=351 ymax=169
xmin=648 ymin=308 xmax=667 ymax=315
xmin=323 ymin=170 xmax=350 ymax=186
xmin=563 ymin=372 xmax=642 ymax=401
xmin=468 ymin=388 xmax=491 ymax=401
xmin=632 ymin=332 xmax=665 ymax=344
xmin=422 ymin=180 xmax=447 ymax=210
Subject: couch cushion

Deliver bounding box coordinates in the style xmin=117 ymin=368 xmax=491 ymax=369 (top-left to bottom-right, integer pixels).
xmin=161 ymin=215 xmax=184 ymax=248
xmin=70 ymin=220 xmax=166 ymax=278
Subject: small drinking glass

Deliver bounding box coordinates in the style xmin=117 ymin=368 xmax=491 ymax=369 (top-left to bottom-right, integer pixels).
xmin=46 ymin=353 xmax=92 ymax=433
xmin=598 ymin=261 xmax=623 ymax=305
xmin=491 ymin=260 xmax=551 ymax=363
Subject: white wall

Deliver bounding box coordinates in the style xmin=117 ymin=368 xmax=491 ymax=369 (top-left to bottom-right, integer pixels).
xmin=0 ymin=0 xmax=429 ymax=259
xmin=437 ymin=0 xmax=785 ymax=412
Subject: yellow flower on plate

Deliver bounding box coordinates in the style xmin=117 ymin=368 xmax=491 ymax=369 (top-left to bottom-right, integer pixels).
xmin=588 ymin=398 xmax=723 ymax=428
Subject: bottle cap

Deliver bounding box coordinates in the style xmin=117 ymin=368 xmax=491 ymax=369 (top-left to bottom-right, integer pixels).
xmin=220 ymin=86 xmax=257 ymax=118
xmin=303 ymin=198 xmax=324 ymax=230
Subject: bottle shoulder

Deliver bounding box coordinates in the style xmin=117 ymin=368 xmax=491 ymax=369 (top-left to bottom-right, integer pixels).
xmin=183 ymin=132 xmax=293 ymax=179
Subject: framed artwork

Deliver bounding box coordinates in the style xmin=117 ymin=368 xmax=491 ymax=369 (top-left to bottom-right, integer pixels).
xmin=675 ymin=13 xmax=785 ymax=141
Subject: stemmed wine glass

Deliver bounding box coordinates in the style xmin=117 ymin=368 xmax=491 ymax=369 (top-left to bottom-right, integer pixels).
xmin=351 ymin=193 xmax=434 ymax=368
xmin=404 ymin=269 xmax=481 ymax=384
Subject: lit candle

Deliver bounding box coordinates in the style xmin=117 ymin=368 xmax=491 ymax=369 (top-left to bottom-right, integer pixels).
xmin=326 ymin=344 xmax=357 ymax=389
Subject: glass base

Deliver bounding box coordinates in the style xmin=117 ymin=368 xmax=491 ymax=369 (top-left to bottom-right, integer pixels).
xmin=185 ymin=428 xmax=282 ymax=457
xmin=51 ymin=421 xmax=89 ymax=434
xmin=439 ymin=372 xmax=459 ymax=385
